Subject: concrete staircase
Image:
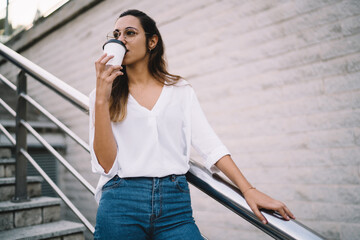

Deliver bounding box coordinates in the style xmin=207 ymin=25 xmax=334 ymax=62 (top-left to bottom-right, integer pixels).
xmin=0 ymin=149 xmax=86 ymax=240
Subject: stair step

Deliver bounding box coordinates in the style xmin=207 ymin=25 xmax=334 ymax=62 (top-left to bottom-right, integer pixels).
xmin=0 ymin=196 xmax=62 ymax=230
xmin=0 ymin=132 xmax=66 ymax=148
xmin=0 ymin=120 xmax=58 ymax=129
xmin=0 ymin=220 xmax=85 ymax=240
xmin=0 ymin=158 xmax=15 ymax=178
xmin=0 ymin=149 xmax=12 ymax=158
xmin=0 ymin=196 xmax=61 ymax=212
xmin=0 ymin=158 xmax=15 ymax=164
xmin=0 ymin=176 xmax=43 ymax=185
xmin=0 ymin=176 xmax=43 ymax=201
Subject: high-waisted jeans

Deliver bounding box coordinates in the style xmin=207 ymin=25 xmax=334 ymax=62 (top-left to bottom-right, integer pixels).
xmin=94 ymin=174 xmax=203 ymax=240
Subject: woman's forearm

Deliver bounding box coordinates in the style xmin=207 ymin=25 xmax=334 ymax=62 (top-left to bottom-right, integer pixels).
xmin=215 ymin=155 xmax=253 ymax=194
xmin=93 ymin=100 xmax=117 ymax=173
xmin=215 ymin=155 xmax=295 ymax=223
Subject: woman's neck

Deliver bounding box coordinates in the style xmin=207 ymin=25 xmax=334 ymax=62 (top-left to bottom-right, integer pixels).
xmin=126 ymin=59 xmax=155 ymax=87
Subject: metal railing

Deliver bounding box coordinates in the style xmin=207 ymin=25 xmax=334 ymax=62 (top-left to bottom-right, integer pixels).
xmin=0 ymin=70 xmax=95 ymax=233
xmin=0 ymin=42 xmax=325 ymax=239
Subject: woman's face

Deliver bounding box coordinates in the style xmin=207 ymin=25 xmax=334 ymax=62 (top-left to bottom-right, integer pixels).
xmin=114 ymin=15 xmax=148 ymax=66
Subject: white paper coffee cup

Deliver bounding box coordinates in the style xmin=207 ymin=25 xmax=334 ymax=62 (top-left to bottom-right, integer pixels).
xmin=102 ymin=39 xmax=127 ymax=66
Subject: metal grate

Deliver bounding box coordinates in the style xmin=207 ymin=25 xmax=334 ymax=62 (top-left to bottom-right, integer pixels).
xmin=27 ymin=149 xmax=58 ymax=197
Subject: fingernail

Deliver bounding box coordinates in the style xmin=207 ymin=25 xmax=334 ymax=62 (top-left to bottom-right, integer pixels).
xmin=262 ymin=220 xmax=267 ymax=224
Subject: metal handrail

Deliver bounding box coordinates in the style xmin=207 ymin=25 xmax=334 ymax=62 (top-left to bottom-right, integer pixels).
xmin=20 ymin=149 xmax=95 ymax=233
xmin=0 ymin=130 xmax=94 ymax=233
xmin=0 ymin=42 xmax=325 ymax=239
xmin=0 ymin=63 xmax=97 ymax=233
xmin=0 ymin=95 xmax=95 ymax=194
xmin=0 ymin=43 xmax=88 ymax=112
xmin=0 ymin=73 xmax=17 ymax=91
xmin=0 ymin=73 xmax=90 ymax=152
xmin=0 ymin=98 xmax=16 ymax=117
xmin=21 ymin=93 xmax=90 ymax=152
xmin=20 ymin=119 xmax=95 ymax=195
xmin=187 ymin=161 xmax=324 ymax=240
xmin=0 ymin=122 xmax=16 ymax=145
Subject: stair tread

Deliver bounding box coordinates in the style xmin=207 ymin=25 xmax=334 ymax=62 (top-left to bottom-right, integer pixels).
xmin=0 ymin=158 xmax=15 ymax=164
xmin=0 ymin=196 xmax=61 ymax=212
xmin=0 ymin=120 xmax=58 ymax=129
xmin=0 ymin=220 xmax=85 ymax=240
xmin=0 ymin=176 xmax=43 ymax=185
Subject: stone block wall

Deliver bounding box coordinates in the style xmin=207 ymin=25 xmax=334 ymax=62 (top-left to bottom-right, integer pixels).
xmin=0 ymin=0 xmax=359 ymax=239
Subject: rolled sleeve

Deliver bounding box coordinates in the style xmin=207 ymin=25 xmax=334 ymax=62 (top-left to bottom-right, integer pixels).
xmin=204 ymin=145 xmax=230 ymax=173
xmin=88 ymin=89 xmax=119 ymax=178
xmin=190 ymin=88 xmax=231 ymax=173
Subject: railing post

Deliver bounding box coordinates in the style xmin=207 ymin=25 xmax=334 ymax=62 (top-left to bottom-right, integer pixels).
xmin=12 ymin=70 xmax=29 ymax=202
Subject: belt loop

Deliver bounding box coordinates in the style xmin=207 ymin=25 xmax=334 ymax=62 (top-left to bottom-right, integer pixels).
xmin=171 ymin=174 xmax=176 ymax=182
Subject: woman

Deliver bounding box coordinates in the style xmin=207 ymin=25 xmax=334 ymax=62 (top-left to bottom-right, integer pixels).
xmin=89 ymin=9 xmax=295 ymax=239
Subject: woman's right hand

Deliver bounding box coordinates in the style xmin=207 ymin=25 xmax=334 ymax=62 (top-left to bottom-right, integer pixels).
xmin=94 ymin=53 xmax=123 ymax=103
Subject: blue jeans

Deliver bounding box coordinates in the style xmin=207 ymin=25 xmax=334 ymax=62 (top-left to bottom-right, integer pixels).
xmin=94 ymin=174 xmax=204 ymax=240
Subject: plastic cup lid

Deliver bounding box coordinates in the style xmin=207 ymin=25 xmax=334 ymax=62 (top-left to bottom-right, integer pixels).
xmin=102 ymin=39 xmax=127 ymax=51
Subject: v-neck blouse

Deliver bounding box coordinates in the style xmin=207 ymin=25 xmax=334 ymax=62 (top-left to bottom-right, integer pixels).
xmin=128 ymin=84 xmax=165 ymax=112
xmin=89 ymin=79 xmax=230 ymax=203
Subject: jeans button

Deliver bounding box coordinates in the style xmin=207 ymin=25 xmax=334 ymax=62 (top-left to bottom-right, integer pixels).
xmin=171 ymin=175 xmax=176 ymax=182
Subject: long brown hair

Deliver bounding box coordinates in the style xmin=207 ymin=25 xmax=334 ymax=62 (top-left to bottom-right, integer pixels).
xmin=109 ymin=9 xmax=182 ymax=122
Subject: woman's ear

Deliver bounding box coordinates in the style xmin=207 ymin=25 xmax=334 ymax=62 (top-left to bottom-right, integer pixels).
xmin=148 ymin=34 xmax=158 ymax=51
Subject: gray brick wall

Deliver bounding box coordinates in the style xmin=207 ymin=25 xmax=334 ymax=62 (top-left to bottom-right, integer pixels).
xmin=1 ymin=0 xmax=359 ymax=239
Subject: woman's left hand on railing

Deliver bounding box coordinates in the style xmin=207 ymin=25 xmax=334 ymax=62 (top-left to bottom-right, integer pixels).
xmin=243 ymin=188 xmax=295 ymax=224
xmin=215 ymin=155 xmax=295 ymax=224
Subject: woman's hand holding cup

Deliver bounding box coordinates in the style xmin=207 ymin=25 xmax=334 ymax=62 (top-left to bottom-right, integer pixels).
xmin=94 ymin=53 xmax=123 ymax=104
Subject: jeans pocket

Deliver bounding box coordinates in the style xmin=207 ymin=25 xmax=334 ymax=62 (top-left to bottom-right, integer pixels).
xmin=176 ymin=175 xmax=190 ymax=193
xmin=102 ymin=175 xmax=123 ymax=192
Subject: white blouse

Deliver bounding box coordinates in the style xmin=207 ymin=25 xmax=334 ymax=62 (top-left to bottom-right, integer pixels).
xmin=89 ymin=79 xmax=230 ymax=203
